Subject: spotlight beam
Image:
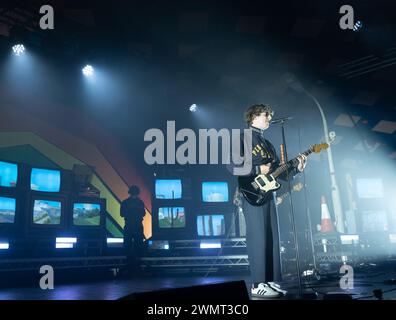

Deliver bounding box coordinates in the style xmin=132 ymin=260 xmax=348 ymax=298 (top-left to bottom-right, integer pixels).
xmin=82 ymin=65 xmax=94 ymax=77
xmin=12 ymin=44 xmax=25 ymax=56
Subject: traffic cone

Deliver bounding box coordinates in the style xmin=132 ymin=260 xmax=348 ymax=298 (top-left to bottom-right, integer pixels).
xmin=320 ymin=196 xmax=334 ymax=233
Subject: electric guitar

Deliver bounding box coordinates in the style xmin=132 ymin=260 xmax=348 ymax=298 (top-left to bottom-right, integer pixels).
xmin=238 ymin=143 xmax=328 ymax=206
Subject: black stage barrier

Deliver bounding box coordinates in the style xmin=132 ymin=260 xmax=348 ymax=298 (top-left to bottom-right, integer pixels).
xmin=119 ymin=280 xmax=249 ymax=301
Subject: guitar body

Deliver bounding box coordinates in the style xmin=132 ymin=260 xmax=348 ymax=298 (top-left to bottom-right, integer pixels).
xmin=238 ymin=174 xmax=281 ymax=206
xmin=237 ymin=142 xmax=329 ymax=207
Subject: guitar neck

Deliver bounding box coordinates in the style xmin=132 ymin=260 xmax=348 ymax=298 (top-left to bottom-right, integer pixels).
xmin=272 ymin=149 xmax=312 ymax=178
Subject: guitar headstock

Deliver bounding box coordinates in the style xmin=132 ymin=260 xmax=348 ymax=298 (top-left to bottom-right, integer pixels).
xmin=311 ymin=143 xmax=329 ymax=154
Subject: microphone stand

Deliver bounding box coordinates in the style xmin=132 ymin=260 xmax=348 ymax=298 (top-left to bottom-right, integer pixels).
xmin=279 ymin=119 xmax=317 ymax=299
xmin=298 ymin=126 xmax=319 ymax=277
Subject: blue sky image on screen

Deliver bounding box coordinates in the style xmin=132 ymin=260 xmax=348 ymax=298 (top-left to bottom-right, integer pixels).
xmin=73 ymin=203 xmax=101 ymax=226
xmin=158 ymin=207 xmax=185 ymax=228
xmin=31 ymin=168 xmax=61 ymax=192
xmin=0 ymin=196 xmax=16 ymax=223
xmin=197 ymin=214 xmax=225 ymax=236
xmin=33 ymin=199 xmax=61 ymax=225
xmin=356 ymin=178 xmax=384 ymax=198
xmin=202 ymin=182 xmax=229 ymax=202
xmin=155 ymin=179 xmax=182 ymax=199
xmin=0 ymin=161 xmax=18 ymax=187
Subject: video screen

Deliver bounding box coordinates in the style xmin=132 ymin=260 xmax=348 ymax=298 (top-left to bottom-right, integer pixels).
xmin=361 ymin=210 xmax=388 ymax=232
xmin=197 ymin=214 xmax=225 ymax=236
xmin=155 ymin=179 xmax=182 ymax=199
xmin=33 ymin=199 xmax=61 ymax=225
xmin=0 ymin=161 xmax=18 ymax=188
xmin=73 ymin=203 xmax=101 ymax=226
xmin=31 ymin=168 xmax=61 ymax=192
xmin=356 ymin=178 xmax=384 ymax=198
xmin=158 ymin=207 xmax=185 ymax=228
xmin=202 ymin=182 xmax=229 ymax=202
xmin=0 ymin=196 xmax=16 ymax=223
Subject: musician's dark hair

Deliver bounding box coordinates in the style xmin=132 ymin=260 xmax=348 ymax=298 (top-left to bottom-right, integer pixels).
xmin=244 ymin=104 xmax=274 ymax=126
xmin=128 ymin=185 xmax=140 ymax=196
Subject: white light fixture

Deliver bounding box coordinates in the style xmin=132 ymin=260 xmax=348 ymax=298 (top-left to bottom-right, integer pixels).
xmin=353 ymin=21 xmax=363 ymax=32
xmin=189 ymin=104 xmax=197 ymax=112
xmin=56 ymin=243 xmax=73 ymax=249
xmin=12 ymin=44 xmax=25 ymax=56
xmin=56 ymin=237 xmax=77 ymax=243
xmin=200 ymin=241 xmax=221 ymax=249
xmin=82 ymin=65 xmax=94 ymax=77
xmin=0 ymin=242 xmax=10 ymax=250
xmin=107 ymin=238 xmax=124 ymax=244
xmin=340 ymin=234 xmax=359 ymax=245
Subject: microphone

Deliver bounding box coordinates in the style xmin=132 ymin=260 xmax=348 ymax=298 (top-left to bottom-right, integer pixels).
xmin=270 ymin=116 xmax=293 ymax=124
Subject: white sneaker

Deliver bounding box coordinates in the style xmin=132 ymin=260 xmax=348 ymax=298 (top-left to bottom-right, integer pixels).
xmin=251 ymin=283 xmax=281 ymax=298
xmin=267 ymin=282 xmax=288 ymax=295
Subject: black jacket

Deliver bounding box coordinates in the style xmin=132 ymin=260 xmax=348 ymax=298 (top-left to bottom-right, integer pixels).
xmin=120 ymin=196 xmax=145 ymax=235
xmin=231 ymin=126 xmax=298 ymax=180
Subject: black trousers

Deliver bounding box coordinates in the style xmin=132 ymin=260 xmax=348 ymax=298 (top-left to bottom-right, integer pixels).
xmin=243 ymin=196 xmax=282 ymax=284
xmin=123 ymin=228 xmax=146 ymax=270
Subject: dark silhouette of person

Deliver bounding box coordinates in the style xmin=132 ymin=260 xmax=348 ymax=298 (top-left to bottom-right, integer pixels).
xmin=120 ymin=185 xmax=146 ymax=272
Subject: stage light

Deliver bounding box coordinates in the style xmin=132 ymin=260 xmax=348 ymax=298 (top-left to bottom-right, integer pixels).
xmin=107 ymin=238 xmax=124 ymax=248
xmin=56 ymin=237 xmax=77 ymax=243
xmin=340 ymin=234 xmax=359 ymax=245
xmin=200 ymin=241 xmax=221 ymax=249
xmin=190 ymin=104 xmax=197 ymax=112
xmin=82 ymin=65 xmax=94 ymax=77
xmin=107 ymin=238 xmax=124 ymax=244
xmin=56 ymin=237 xmax=76 ymax=249
xmin=56 ymin=243 xmax=74 ymax=249
xmin=12 ymin=44 xmax=25 ymax=56
xmin=353 ymin=20 xmax=363 ymax=32
xmin=0 ymin=242 xmax=9 ymax=249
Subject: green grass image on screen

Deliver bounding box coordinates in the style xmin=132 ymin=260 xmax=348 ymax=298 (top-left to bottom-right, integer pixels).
xmin=73 ymin=203 xmax=101 ymax=226
xmin=33 ymin=200 xmax=61 ymax=225
xmin=158 ymin=207 xmax=185 ymax=228
xmin=0 ymin=196 xmax=16 ymax=223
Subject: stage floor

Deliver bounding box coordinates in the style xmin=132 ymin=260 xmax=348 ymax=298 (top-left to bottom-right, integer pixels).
xmin=1 ymin=266 xmax=396 ymax=300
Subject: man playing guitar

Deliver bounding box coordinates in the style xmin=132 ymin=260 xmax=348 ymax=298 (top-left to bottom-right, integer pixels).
xmin=235 ymin=104 xmax=307 ymax=298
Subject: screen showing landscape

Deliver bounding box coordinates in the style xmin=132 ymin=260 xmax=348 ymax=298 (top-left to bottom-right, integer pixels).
xmin=73 ymin=202 xmax=101 ymax=226
xmin=158 ymin=207 xmax=185 ymax=228
xmin=202 ymin=182 xmax=229 ymax=202
xmin=33 ymin=199 xmax=61 ymax=225
xmin=0 ymin=196 xmax=16 ymax=223
xmin=155 ymin=179 xmax=182 ymax=199
xmin=197 ymin=214 xmax=225 ymax=236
